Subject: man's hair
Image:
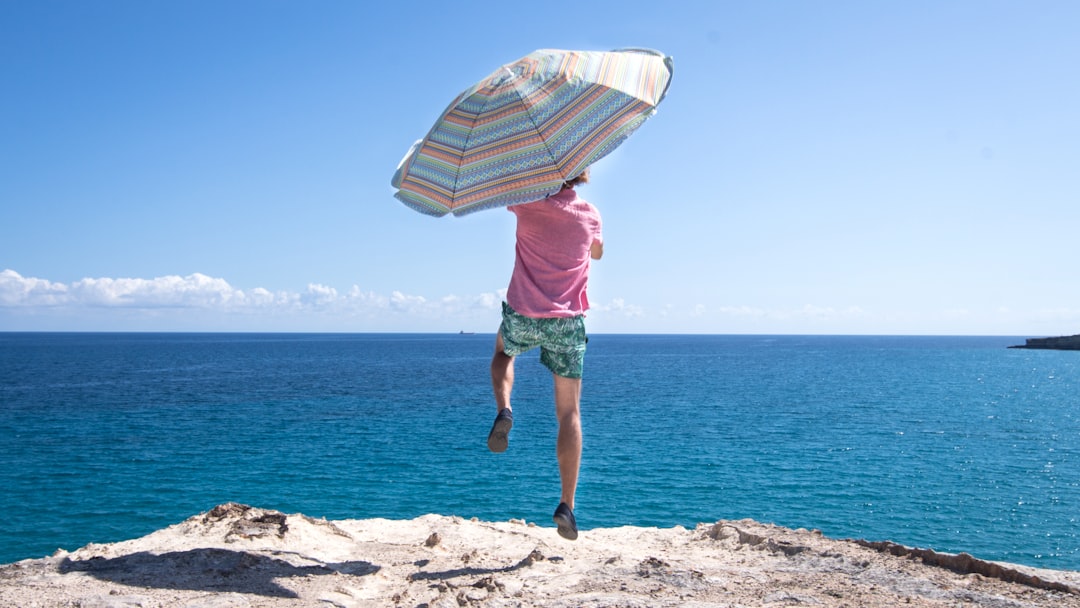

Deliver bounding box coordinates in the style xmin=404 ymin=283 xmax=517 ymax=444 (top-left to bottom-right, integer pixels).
xmin=565 ymin=168 xmax=591 ymax=187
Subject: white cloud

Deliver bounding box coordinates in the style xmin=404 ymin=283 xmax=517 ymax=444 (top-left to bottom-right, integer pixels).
xmin=389 ymin=290 xmax=427 ymax=312
xmin=0 ymin=269 xmax=67 ymax=306
xmin=302 ymin=283 xmax=340 ymax=307
xmin=1 ymin=268 xmax=511 ymax=331
xmin=0 ymin=269 xmax=1054 ymax=335
xmin=476 ymin=291 xmax=500 ymax=309
xmin=0 ymin=270 xmax=266 ymax=309
xmin=594 ymin=297 xmax=644 ymax=317
xmin=68 ymin=273 xmax=238 ymax=307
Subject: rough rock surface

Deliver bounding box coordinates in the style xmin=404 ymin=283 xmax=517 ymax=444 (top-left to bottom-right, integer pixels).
xmin=2 ymin=503 xmax=1078 ymax=607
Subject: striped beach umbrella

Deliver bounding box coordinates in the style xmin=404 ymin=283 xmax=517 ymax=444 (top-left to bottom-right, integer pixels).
xmin=391 ymin=48 xmax=674 ymax=217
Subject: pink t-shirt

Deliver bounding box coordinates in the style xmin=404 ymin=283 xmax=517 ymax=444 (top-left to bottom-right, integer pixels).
xmin=506 ymin=187 xmax=603 ymax=318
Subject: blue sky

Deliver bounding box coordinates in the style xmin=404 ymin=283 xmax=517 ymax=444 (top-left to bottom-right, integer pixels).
xmin=1 ymin=1 xmax=1077 ymax=335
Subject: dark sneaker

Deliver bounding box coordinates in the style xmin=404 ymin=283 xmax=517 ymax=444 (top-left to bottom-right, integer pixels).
xmin=486 ymin=408 xmax=513 ymax=453
xmin=553 ymin=502 xmax=578 ymax=540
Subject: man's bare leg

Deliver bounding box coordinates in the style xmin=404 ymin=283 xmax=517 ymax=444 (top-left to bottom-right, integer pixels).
xmin=491 ymin=333 xmax=514 ymax=412
xmin=488 ymin=333 xmax=515 ymax=452
xmin=552 ymin=373 xmax=582 ymax=539
xmin=553 ymin=374 xmax=582 ymax=509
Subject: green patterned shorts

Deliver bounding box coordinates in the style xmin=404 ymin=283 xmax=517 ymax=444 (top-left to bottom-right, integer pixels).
xmin=499 ymin=302 xmax=588 ymax=379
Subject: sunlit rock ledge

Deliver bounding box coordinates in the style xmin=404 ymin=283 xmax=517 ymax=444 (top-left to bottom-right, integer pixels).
xmin=1 ymin=503 xmax=1077 ymax=607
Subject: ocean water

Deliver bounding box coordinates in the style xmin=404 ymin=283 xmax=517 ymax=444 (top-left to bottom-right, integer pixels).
xmin=0 ymin=332 xmax=1077 ymax=571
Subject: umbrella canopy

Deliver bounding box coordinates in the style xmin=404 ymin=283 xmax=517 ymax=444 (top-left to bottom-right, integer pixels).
xmin=391 ymin=48 xmax=674 ymax=217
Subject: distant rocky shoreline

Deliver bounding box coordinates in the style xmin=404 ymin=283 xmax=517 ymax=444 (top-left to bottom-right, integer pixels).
xmin=1009 ymin=334 xmax=1080 ymax=350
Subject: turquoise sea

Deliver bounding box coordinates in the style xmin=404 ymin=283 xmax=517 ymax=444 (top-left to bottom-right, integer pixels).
xmin=0 ymin=333 xmax=1077 ymax=571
